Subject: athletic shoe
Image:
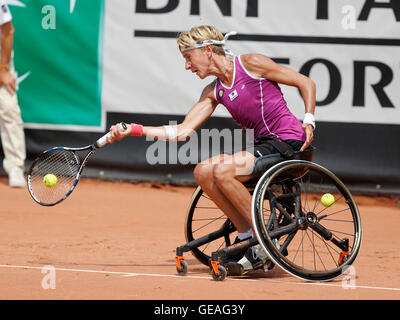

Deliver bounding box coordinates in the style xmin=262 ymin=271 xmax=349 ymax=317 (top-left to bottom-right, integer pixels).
xmin=226 ymin=244 xmax=270 ymax=276
xmin=9 ymin=167 xmax=26 ymax=188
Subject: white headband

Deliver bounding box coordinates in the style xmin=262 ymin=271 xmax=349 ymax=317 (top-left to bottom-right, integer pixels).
xmin=181 ymin=31 xmax=237 ymax=58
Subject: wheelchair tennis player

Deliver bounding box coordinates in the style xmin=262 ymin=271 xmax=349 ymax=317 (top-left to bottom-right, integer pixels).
xmin=107 ymin=25 xmax=316 ymax=275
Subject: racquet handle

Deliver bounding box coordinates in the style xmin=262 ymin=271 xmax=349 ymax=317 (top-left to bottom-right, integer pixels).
xmin=95 ymin=122 xmax=128 ymax=148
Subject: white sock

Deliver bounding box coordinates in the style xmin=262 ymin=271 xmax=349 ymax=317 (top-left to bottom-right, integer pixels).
xmin=237 ymin=228 xmax=253 ymax=240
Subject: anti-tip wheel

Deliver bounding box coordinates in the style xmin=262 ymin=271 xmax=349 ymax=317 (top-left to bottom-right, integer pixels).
xmin=211 ymin=265 xmax=227 ymax=281
xmin=176 ymin=260 xmax=188 ymax=275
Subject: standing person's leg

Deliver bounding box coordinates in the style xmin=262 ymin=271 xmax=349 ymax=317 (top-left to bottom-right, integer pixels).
xmin=0 ymin=57 xmax=26 ymax=187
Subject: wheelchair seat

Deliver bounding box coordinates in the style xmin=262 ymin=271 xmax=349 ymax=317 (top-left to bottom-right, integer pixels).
xmin=244 ymin=146 xmax=316 ymax=188
xmin=253 ymin=146 xmax=315 ymax=176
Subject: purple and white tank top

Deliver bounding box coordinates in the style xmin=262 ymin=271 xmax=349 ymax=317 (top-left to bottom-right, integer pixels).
xmin=214 ymin=55 xmax=306 ymax=143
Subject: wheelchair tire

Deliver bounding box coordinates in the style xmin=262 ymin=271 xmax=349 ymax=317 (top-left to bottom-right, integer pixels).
xmin=185 ymin=186 xmax=237 ymax=266
xmin=252 ymin=160 xmax=362 ymax=282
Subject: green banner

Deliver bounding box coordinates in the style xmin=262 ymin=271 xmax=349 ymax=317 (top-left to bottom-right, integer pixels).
xmin=10 ymin=0 xmax=104 ymax=127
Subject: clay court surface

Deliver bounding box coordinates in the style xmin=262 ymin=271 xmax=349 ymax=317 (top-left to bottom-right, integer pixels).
xmin=0 ymin=177 xmax=399 ymax=300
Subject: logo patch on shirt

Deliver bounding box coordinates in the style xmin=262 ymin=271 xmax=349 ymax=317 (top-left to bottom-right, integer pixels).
xmin=218 ymin=89 xmax=224 ymax=98
xmin=229 ymin=89 xmax=238 ymax=101
xmin=1 ymin=5 xmax=8 ymax=13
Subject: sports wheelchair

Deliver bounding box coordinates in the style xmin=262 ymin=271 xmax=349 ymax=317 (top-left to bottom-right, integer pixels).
xmin=175 ymin=146 xmax=362 ymax=282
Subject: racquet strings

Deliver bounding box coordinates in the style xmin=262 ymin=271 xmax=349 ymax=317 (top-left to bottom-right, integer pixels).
xmin=29 ymin=149 xmax=80 ymax=205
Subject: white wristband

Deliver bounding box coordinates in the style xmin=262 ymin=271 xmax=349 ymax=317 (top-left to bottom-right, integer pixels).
xmin=303 ymin=113 xmax=315 ymax=129
xmin=164 ymin=125 xmax=176 ymax=140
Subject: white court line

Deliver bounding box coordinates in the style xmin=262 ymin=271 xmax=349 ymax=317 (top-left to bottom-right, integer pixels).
xmin=0 ymin=264 xmax=399 ymax=292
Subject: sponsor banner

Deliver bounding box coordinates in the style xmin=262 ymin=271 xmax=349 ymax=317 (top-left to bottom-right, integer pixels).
xmin=106 ymin=0 xmax=400 ymax=124
xmin=9 ymin=0 xmax=104 ymax=129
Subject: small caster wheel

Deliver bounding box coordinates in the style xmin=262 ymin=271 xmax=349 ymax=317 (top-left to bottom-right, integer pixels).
xmin=338 ymin=251 xmax=349 ymax=266
xmin=263 ymin=259 xmax=275 ymax=271
xmin=177 ymin=260 xmax=188 ymax=275
xmin=211 ymin=265 xmax=227 ymax=281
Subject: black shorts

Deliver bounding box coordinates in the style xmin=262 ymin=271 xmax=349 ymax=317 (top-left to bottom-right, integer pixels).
xmin=247 ymin=139 xmax=305 ymax=158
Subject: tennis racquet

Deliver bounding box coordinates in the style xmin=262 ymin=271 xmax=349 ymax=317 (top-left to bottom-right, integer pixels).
xmin=28 ymin=122 xmax=127 ymax=206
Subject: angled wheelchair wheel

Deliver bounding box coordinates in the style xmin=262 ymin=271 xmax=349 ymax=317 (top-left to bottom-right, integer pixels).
xmin=252 ymin=160 xmax=362 ymax=282
xmin=185 ymin=186 xmax=237 ymax=266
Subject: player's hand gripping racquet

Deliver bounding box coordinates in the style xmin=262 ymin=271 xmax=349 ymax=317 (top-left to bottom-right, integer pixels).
xmin=27 ymin=122 xmax=128 ymax=206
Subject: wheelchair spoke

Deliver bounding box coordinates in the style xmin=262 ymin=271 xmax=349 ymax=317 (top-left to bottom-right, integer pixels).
xmin=299 ymin=175 xmax=312 ymax=213
xmin=309 ymin=228 xmax=340 ymax=267
xmin=311 ymin=175 xmax=325 ymax=213
xmin=217 ymin=240 xmax=226 ymax=251
xmin=200 ymin=241 xmax=211 ymax=254
xmin=330 ymin=229 xmax=355 ymax=238
xmin=192 ymin=216 xmax=227 ymax=221
xmin=318 ymin=206 xmax=352 ymax=220
xmin=319 ymin=218 xmax=354 ymax=223
xmin=192 ymin=214 xmax=226 ymax=233
xmin=306 ymin=229 xmax=328 ymax=271
xmin=201 ymin=194 xmax=212 ymax=201
xmin=292 ymin=230 xmax=306 ymax=267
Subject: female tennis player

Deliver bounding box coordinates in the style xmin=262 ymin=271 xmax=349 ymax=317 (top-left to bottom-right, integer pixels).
xmin=107 ymin=25 xmax=316 ymax=274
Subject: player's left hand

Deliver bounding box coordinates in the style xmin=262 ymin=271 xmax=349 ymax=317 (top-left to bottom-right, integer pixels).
xmin=300 ymin=123 xmax=314 ymax=151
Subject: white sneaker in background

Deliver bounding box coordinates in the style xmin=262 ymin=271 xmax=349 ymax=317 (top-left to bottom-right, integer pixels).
xmin=8 ymin=167 xmax=26 ymax=188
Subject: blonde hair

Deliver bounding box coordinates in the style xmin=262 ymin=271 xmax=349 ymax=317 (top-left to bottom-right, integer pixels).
xmin=177 ymin=25 xmax=226 ymax=56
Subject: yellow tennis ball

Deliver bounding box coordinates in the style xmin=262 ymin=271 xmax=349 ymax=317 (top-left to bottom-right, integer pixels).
xmin=321 ymin=193 xmax=335 ymax=207
xmin=43 ymin=174 xmax=58 ymax=187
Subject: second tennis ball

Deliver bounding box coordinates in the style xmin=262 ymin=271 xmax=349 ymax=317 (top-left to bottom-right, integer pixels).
xmin=43 ymin=174 xmax=58 ymax=187
xmin=321 ymin=193 xmax=335 ymax=207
